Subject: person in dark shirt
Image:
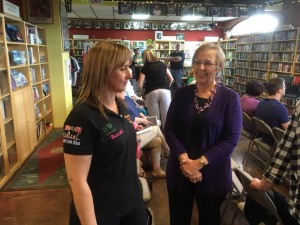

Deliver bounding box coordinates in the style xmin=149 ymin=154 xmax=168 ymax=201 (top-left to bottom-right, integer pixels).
xmin=63 ymin=42 xmax=147 ymax=225
xmin=169 ymin=43 xmax=185 ymax=88
xmin=255 ymin=77 xmax=290 ymax=144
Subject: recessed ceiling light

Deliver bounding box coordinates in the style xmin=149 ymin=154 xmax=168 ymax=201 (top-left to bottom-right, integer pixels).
xmin=181 ymin=15 xmax=203 ymax=21
xmin=132 ymin=14 xmax=150 ymax=20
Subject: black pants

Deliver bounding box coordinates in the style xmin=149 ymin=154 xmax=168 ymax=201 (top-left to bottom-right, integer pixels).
xmin=69 ymin=201 xmax=148 ymax=225
xmin=168 ymin=180 xmax=226 ymax=225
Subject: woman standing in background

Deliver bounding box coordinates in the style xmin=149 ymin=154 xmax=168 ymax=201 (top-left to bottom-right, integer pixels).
xmin=138 ymin=49 xmax=173 ymax=128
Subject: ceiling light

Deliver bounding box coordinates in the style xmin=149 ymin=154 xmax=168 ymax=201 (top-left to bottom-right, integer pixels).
xmin=181 ymin=15 xmax=203 ymax=21
xmin=132 ymin=14 xmax=150 ymax=20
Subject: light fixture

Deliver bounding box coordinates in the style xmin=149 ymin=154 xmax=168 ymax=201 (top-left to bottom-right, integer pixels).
xmin=131 ymin=14 xmax=150 ymax=20
xmin=65 ymin=0 xmax=72 ymax=13
xmin=181 ymin=15 xmax=203 ymax=21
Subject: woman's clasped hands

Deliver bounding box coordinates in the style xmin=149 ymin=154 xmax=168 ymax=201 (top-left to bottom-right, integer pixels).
xmin=180 ymin=159 xmax=203 ymax=183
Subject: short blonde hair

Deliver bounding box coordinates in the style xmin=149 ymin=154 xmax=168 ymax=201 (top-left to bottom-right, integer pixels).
xmin=77 ymin=41 xmax=132 ymax=117
xmin=192 ymin=43 xmax=225 ymax=73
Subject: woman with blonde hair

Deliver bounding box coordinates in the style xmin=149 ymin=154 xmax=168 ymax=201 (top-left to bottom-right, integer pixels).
xmin=138 ymin=49 xmax=173 ymax=128
xmin=63 ymin=41 xmax=148 ymax=225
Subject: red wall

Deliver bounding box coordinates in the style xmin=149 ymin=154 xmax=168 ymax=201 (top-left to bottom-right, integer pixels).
xmin=69 ymin=28 xmax=224 ymax=41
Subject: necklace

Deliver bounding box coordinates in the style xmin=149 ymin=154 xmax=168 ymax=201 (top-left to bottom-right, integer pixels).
xmin=194 ymin=83 xmax=217 ymax=113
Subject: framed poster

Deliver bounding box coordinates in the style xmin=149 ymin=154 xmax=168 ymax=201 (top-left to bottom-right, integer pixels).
xmin=114 ymin=21 xmax=121 ymax=29
xmin=134 ymin=4 xmax=148 ymax=14
xmin=118 ymin=3 xmax=133 ymax=15
xmin=155 ymin=31 xmax=163 ymax=40
xmin=27 ymin=0 xmax=53 ymax=24
xmin=176 ymin=33 xmax=185 ymax=40
xmin=152 ymin=22 xmax=159 ymax=30
xmin=150 ymin=4 xmax=163 ymax=16
xmin=167 ymin=4 xmax=177 ymax=16
xmin=180 ymin=4 xmax=193 ymax=16
xmin=60 ymin=2 xmax=70 ymax=52
xmin=222 ymin=7 xmax=238 ymax=17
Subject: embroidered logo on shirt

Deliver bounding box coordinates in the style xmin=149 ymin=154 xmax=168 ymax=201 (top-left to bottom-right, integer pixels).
xmin=63 ymin=125 xmax=82 ymax=145
xmin=100 ymin=122 xmax=124 ymax=142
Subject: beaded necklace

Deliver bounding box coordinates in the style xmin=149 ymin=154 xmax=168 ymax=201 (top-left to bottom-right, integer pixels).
xmin=194 ymin=83 xmax=217 ymax=113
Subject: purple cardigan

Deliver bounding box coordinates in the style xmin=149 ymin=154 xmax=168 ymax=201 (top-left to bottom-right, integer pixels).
xmin=164 ymin=84 xmax=242 ymax=197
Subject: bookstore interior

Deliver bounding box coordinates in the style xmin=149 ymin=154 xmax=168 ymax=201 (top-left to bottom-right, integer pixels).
xmin=0 ymin=0 xmax=299 ymax=189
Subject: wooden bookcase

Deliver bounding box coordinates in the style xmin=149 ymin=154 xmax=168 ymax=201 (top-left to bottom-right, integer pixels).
xmin=153 ymin=40 xmax=185 ymax=64
xmin=218 ymin=28 xmax=300 ymax=109
xmin=0 ymin=14 xmax=53 ymax=188
xmin=69 ymin=38 xmax=122 ymax=94
xmin=219 ymin=39 xmax=236 ymax=88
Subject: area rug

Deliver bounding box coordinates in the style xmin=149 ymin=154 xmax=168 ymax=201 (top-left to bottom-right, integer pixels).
xmin=2 ymin=129 xmax=69 ymax=191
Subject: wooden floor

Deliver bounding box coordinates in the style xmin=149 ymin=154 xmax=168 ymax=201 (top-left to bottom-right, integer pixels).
xmin=0 ymin=136 xmax=285 ymax=225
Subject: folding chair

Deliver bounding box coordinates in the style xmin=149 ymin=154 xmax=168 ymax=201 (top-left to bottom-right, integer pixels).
xmin=221 ymin=158 xmax=244 ymax=223
xmin=230 ymin=168 xmax=284 ymax=225
xmin=272 ymin=127 xmax=285 ymax=144
xmin=241 ymin=112 xmax=255 ymax=166
xmin=243 ymin=117 xmax=277 ymax=173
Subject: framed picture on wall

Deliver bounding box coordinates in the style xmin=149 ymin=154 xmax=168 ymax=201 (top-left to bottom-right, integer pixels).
xmin=134 ymin=4 xmax=148 ymax=14
xmin=150 ymin=4 xmax=163 ymax=16
xmin=118 ymin=3 xmax=133 ymax=15
xmin=155 ymin=31 xmax=163 ymax=40
xmin=167 ymin=4 xmax=177 ymax=16
xmin=176 ymin=33 xmax=185 ymax=40
xmin=152 ymin=22 xmax=159 ymax=30
xmin=114 ymin=22 xmax=121 ymax=29
xmin=27 ymin=0 xmax=54 ymax=24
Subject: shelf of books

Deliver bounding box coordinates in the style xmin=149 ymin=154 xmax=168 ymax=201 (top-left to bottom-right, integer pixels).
xmin=153 ymin=40 xmax=185 ymax=64
xmin=222 ymin=27 xmax=300 ymax=109
xmin=0 ymin=14 xmax=53 ymax=188
xmin=219 ymin=39 xmax=237 ymax=88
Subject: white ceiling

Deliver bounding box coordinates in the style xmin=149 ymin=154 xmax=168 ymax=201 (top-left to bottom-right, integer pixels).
xmin=67 ymin=4 xmax=237 ymax=23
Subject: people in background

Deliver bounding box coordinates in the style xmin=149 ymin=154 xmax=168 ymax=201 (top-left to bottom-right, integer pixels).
xmin=130 ymin=48 xmax=143 ymax=95
xmin=138 ymin=49 xmax=173 ymax=128
xmin=240 ymin=79 xmax=265 ymax=132
xmin=117 ymin=91 xmax=170 ymax=176
xmin=63 ymin=42 xmax=147 ymax=225
xmin=164 ymin=43 xmax=242 ymax=225
xmin=255 ymin=77 xmax=290 ymax=144
xmin=251 ymin=100 xmax=300 ymax=225
xmin=169 ymin=43 xmax=185 ymax=88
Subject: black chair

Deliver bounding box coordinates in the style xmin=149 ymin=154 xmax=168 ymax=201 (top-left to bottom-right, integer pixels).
xmin=243 ymin=117 xmax=277 ymax=173
xmin=229 ymin=168 xmax=284 ymax=225
xmin=278 ymin=75 xmax=300 ymax=99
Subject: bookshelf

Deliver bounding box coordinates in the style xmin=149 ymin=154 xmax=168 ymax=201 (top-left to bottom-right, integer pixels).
xmin=220 ymin=28 xmax=300 ymax=109
xmin=219 ymin=39 xmax=236 ymax=88
xmin=69 ymin=38 xmax=122 ymax=94
xmin=0 ymin=14 xmax=53 ymax=188
xmin=153 ymin=40 xmax=185 ymax=64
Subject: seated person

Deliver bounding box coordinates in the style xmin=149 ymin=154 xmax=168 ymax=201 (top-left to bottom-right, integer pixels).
xmin=255 ymin=77 xmax=290 ymax=144
xmin=240 ymin=80 xmax=265 ymax=132
xmin=118 ymin=92 xmax=170 ymax=178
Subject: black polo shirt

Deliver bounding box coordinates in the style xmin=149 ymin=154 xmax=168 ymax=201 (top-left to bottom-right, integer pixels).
xmin=63 ymin=99 xmax=142 ymax=217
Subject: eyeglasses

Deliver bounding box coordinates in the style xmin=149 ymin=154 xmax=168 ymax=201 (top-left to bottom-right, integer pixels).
xmin=193 ymin=60 xmax=217 ymax=67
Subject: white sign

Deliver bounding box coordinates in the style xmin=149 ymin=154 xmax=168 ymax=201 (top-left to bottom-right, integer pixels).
xmin=3 ymin=0 xmax=20 ymax=18
xmin=73 ymin=35 xmax=89 ymax=40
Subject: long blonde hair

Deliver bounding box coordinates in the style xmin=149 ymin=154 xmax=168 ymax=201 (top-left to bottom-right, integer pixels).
xmin=77 ymin=41 xmax=132 ymax=117
xmin=142 ymin=49 xmax=158 ymax=64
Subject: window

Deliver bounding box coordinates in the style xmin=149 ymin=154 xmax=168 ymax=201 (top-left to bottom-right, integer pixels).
xmin=230 ymin=14 xmax=278 ymax=36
